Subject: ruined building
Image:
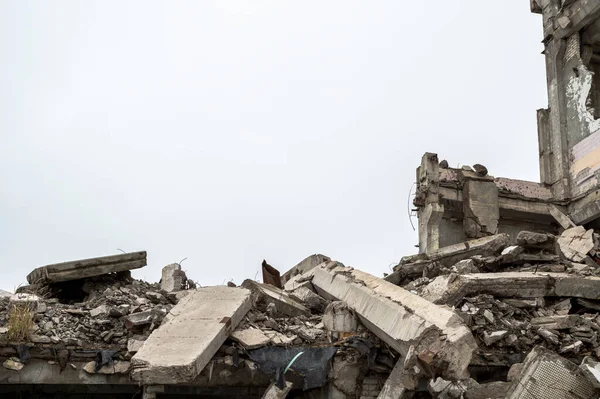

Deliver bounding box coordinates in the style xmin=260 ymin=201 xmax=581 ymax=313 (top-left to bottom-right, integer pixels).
xmin=5 ymin=1 xmax=600 ymax=399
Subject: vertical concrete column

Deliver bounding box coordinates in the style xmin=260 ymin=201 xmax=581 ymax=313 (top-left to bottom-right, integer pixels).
xmin=462 ymin=177 xmax=499 ymax=239
xmin=415 ymin=153 xmax=444 ymax=254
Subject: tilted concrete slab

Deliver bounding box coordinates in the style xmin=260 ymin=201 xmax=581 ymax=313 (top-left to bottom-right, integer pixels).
xmin=505 ymin=346 xmax=598 ymax=398
xmin=281 ymin=254 xmax=330 ymax=284
xmin=26 ymin=251 xmax=147 ymax=284
xmin=131 ymin=286 xmax=252 ymax=384
xmin=421 ymin=272 xmax=600 ymax=305
xmin=310 ymin=262 xmax=477 ymax=381
xmin=242 ymin=280 xmax=309 ymax=317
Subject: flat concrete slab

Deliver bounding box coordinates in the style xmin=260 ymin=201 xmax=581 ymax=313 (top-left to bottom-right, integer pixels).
xmin=421 ymin=272 xmax=600 ymax=305
xmin=26 ymin=251 xmax=147 ymax=284
xmin=231 ymin=327 xmax=271 ymax=349
xmin=310 ymin=262 xmax=477 ymax=381
xmin=131 ymin=286 xmax=252 ymax=384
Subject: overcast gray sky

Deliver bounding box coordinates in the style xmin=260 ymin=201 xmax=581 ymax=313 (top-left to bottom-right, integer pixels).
xmin=0 ymin=1 xmax=546 ymax=291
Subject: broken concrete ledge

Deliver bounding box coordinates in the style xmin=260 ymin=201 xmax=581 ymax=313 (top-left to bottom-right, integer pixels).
xmin=26 ymin=251 xmax=147 ymax=284
xmin=131 ymin=286 xmax=252 ymax=384
xmin=281 ymin=254 xmax=330 ymax=284
xmin=421 ymin=272 xmax=600 ymax=305
xmin=310 ymin=262 xmax=477 ymax=381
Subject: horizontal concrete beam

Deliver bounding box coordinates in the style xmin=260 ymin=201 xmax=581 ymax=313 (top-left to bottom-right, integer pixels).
xmin=553 ymin=0 xmax=600 ymax=40
xmin=422 ymin=272 xmax=600 ymax=305
xmin=310 ymin=262 xmax=477 ymax=381
xmin=131 ymin=286 xmax=252 ymax=384
xmin=26 ymin=251 xmax=147 ymax=284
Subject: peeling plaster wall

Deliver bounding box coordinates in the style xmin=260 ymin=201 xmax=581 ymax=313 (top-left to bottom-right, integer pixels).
xmin=565 ymin=55 xmax=600 ymax=195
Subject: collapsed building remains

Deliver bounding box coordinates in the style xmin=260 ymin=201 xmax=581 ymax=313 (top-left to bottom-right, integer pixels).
xmin=4 ymin=1 xmax=600 ymax=398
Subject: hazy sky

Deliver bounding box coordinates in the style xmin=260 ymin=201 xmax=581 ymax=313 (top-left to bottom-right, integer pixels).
xmin=0 ymin=1 xmax=547 ymax=291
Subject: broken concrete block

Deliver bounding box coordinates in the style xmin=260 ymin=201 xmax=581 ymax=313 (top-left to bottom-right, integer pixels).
xmin=123 ymin=311 xmax=155 ymax=329
xmin=9 ymin=293 xmax=40 ymax=312
xmin=242 ymin=280 xmax=309 ymax=317
xmin=311 ymin=262 xmax=477 ymax=380
xmin=281 ymin=254 xmax=330 ymax=284
xmin=131 ymin=286 xmax=252 ymax=384
xmin=288 ymin=286 xmax=328 ymax=313
xmin=161 ymin=263 xmax=186 ymax=292
xmin=531 ymin=315 xmax=581 ymax=330
xmin=452 ymin=259 xmax=478 ymax=274
xmin=322 ymin=301 xmax=358 ymax=334
xmin=580 ymin=356 xmax=600 ymax=389
xmin=428 ymin=377 xmax=467 ymax=398
xmin=26 ymin=251 xmax=147 ymax=284
xmin=462 ymin=179 xmax=499 ymax=239
xmin=421 ymin=272 xmax=600 ymax=305
xmin=505 ymin=346 xmax=598 ymax=398
xmin=231 ymin=327 xmax=270 ymax=349
xmin=283 ymin=272 xmax=315 ymax=292
xmin=502 ymin=298 xmax=544 ymax=308
xmin=516 ymin=230 xmax=556 ymax=250
xmin=558 ymin=226 xmax=594 ymax=262
xmin=261 ymin=381 xmax=293 ymax=399
xmin=426 ymin=234 xmax=509 ymax=267
xmin=464 ymin=381 xmax=510 ymax=399
xmin=549 ymin=206 xmax=576 ymax=230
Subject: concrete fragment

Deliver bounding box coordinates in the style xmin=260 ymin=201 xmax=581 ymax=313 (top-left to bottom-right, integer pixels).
xmin=161 ymin=263 xmax=186 ymax=292
xmin=580 ymin=356 xmax=600 ymax=389
xmin=505 ymin=346 xmax=598 ymax=398
xmin=242 ymin=280 xmax=309 ymax=317
xmin=516 ymin=230 xmax=556 ymax=250
xmin=558 ymin=226 xmax=594 ymax=262
xmin=29 ymin=334 xmax=52 ymax=344
xmin=131 ymin=286 xmax=252 ymax=384
xmin=262 ymin=381 xmax=292 ymax=399
xmin=464 ymin=381 xmax=510 ymax=399
xmin=26 ymin=251 xmax=147 ymax=284
xmin=283 ymin=272 xmax=314 ymax=292
xmin=123 ymin=311 xmax=154 ymax=329
xmin=452 ymin=259 xmax=478 ymax=274
xmin=0 ymin=327 xmax=7 ymax=334
xmin=428 ymin=377 xmax=467 ymax=398
xmin=231 ymin=328 xmax=271 ymax=349
xmin=9 ymin=293 xmax=40 ymax=312
xmin=482 ymin=330 xmax=507 ymax=346
xmin=425 ymin=234 xmax=509 ymax=267
xmin=531 ymin=315 xmax=580 ymax=330
xmin=322 ymin=301 xmax=357 ymax=333
xmin=3 ymin=358 xmax=24 ymax=371
xmin=90 ymin=305 xmax=109 ymax=318
xmin=502 ymin=298 xmax=544 ymax=308
xmin=288 ymin=286 xmax=328 ymax=312
xmin=0 ymin=289 xmax=12 ymax=297
xmin=421 ymin=272 xmax=600 ymax=305
xmin=549 ymin=205 xmax=576 ymax=230
xmin=377 ymin=359 xmax=414 ymax=399
xmin=127 ymin=338 xmax=146 ymax=354
xmin=462 ymin=178 xmax=499 ymax=238
xmin=311 ymin=262 xmax=477 ymax=380
xmin=281 ymin=254 xmax=330 ymax=284
xmin=537 ymin=328 xmax=560 ymax=345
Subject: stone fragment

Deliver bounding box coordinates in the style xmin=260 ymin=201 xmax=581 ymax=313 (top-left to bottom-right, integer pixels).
xmin=549 ymin=206 xmax=576 ymax=230
xmin=558 ymin=226 xmax=594 ymax=262
xmin=452 ymin=259 xmax=478 ymax=274
xmin=560 ymin=340 xmax=583 ymax=354
xmin=294 ymin=326 xmax=322 ymax=342
xmin=3 ymin=358 xmax=24 ymax=371
xmin=507 ymin=363 xmax=522 ymax=381
xmin=473 ymin=164 xmax=488 ymax=176
xmin=482 ymin=330 xmax=507 ymax=346
xmin=161 ymin=263 xmax=187 ymax=292
xmin=26 ymin=251 xmax=147 ymax=284
xmin=482 ymin=310 xmax=494 ymax=324
xmin=537 ymin=328 xmax=560 ymax=345
xmin=131 ymin=286 xmax=252 ymax=384
xmin=9 ymin=293 xmax=40 ymax=312
xmin=29 ymin=334 xmax=51 ymax=344
xmin=531 ymin=315 xmax=580 ymax=330
xmin=231 ymin=328 xmax=270 ymax=349
xmin=502 ymin=298 xmax=544 ymax=308
xmin=311 ymin=261 xmax=477 ymax=381
xmin=505 ymin=346 xmax=597 ymax=398
xmin=0 ymin=327 xmax=8 ymax=334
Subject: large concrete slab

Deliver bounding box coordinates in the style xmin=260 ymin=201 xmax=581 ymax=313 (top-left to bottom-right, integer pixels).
xmin=505 ymin=346 xmax=598 ymax=398
xmin=26 ymin=251 xmax=147 ymax=284
xmin=131 ymin=286 xmax=252 ymax=384
xmin=310 ymin=261 xmax=477 ymax=381
xmin=421 ymin=272 xmax=600 ymax=305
